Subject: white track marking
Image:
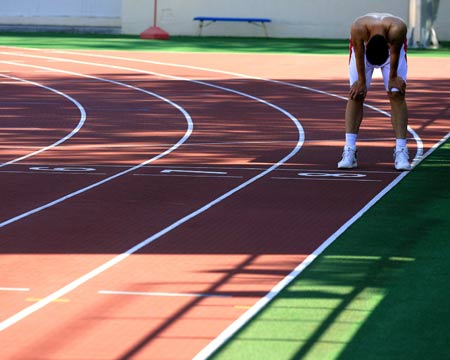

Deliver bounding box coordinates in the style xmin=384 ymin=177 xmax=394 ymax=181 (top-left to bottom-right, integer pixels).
xmin=161 ymin=169 xmax=228 ymax=175
xmin=73 ymin=164 xmax=400 ymax=174
xmin=0 ymin=74 xmax=86 ymax=168
xmin=98 ymin=290 xmax=232 ymax=298
xmin=0 ymin=52 xmax=304 ymax=331
xmin=135 ymin=174 xmax=243 ymax=179
xmin=0 ymin=125 xmax=302 ymax=330
xmin=0 ymin=61 xmax=194 ymax=229
xmin=0 ymin=56 xmax=303 ymax=230
xmin=0 ymin=287 xmax=30 ymax=292
xmin=31 ymin=48 xmax=423 ymax=164
xmin=0 ymin=170 xmax=107 ymax=176
xmin=272 ymin=176 xmax=381 ymax=182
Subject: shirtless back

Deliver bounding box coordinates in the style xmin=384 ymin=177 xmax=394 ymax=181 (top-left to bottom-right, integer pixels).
xmin=351 ymin=13 xmax=407 ymax=45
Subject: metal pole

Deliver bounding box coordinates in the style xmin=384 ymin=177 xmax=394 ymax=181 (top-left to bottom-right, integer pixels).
xmin=140 ymin=0 xmax=169 ymax=40
xmin=408 ymin=0 xmax=418 ymax=46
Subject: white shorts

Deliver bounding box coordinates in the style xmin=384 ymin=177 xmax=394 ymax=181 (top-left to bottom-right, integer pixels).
xmin=349 ymin=39 xmax=408 ymax=92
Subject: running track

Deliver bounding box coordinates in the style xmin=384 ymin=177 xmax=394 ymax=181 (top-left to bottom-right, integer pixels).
xmin=0 ymin=47 xmax=449 ymax=359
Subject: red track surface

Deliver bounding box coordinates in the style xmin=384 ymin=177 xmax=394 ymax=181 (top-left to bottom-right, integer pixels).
xmin=0 ymin=48 xmax=449 ymax=359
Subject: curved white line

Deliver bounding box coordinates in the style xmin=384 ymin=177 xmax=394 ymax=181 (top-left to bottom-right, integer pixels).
xmin=0 ymin=61 xmax=194 ymax=228
xmin=0 ymin=54 xmax=304 ymax=332
xmin=0 ymin=74 xmax=86 ymax=168
xmin=0 ymin=54 xmax=304 ymax=228
xmin=47 ymin=49 xmax=424 ymax=164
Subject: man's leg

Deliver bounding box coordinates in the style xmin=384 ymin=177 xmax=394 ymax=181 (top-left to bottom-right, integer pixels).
xmin=382 ymin=42 xmax=409 ymax=169
xmin=388 ymin=91 xmax=408 ymax=139
xmin=338 ymin=97 xmax=364 ymax=169
xmin=339 ymin=46 xmax=372 ymax=169
xmin=389 ymin=91 xmax=411 ymax=170
xmin=345 ymin=97 xmax=364 ymax=134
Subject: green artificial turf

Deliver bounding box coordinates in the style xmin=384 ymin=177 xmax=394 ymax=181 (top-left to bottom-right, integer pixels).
xmin=1 ymin=32 xmax=449 ymax=56
xmin=211 ymin=138 xmax=450 ymax=360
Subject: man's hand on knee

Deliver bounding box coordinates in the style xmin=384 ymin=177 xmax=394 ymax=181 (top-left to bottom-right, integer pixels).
xmin=349 ymin=81 xmax=367 ymax=100
xmin=388 ymin=77 xmax=406 ymax=95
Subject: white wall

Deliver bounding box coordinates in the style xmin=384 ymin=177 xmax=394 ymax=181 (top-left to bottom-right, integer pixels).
xmin=0 ymin=0 xmax=121 ymax=28
xmin=122 ymin=0 xmax=449 ymax=40
xmin=2 ymin=0 xmax=120 ymax=17
xmin=434 ymin=0 xmax=450 ymax=41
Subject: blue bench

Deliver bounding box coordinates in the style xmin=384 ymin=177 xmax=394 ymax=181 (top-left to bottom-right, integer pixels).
xmin=193 ymin=17 xmax=271 ymax=37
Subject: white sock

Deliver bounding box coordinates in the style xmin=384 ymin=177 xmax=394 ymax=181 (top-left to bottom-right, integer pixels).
xmin=396 ymin=138 xmax=407 ymax=151
xmin=345 ymin=133 xmax=358 ymax=148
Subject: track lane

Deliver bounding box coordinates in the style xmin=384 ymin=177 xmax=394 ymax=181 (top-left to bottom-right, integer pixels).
xmin=0 ymin=60 xmax=193 ymax=225
xmin=0 ymin=48 xmax=448 ymax=359
xmin=15 ymin=47 xmax=425 ymax=164
xmin=0 ymin=48 xmax=306 ymax=360
xmin=0 ymin=74 xmax=85 ymax=166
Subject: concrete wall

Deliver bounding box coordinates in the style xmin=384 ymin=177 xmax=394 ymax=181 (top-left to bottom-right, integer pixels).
xmin=122 ymin=0 xmax=450 ymax=40
xmin=0 ymin=0 xmax=449 ymax=40
xmin=434 ymin=0 xmax=450 ymax=42
xmin=123 ymin=0 xmax=410 ymax=38
xmin=0 ymin=0 xmax=121 ymax=29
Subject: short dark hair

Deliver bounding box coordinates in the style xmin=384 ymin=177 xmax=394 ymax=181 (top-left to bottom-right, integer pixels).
xmin=366 ymin=35 xmax=389 ymax=65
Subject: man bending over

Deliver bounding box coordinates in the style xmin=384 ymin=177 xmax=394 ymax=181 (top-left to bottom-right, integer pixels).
xmin=338 ymin=13 xmax=411 ymax=171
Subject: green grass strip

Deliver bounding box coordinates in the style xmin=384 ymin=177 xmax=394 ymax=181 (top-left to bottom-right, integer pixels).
xmin=1 ymin=32 xmax=449 ymax=56
xmin=211 ymin=138 xmax=450 ymax=360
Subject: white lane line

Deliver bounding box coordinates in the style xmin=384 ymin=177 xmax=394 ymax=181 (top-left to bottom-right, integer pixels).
xmin=272 ymin=176 xmax=382 ymax=182
xmin=81 ymin=164 xmax=400 ymax=175
xmin=0 ymin=287 xmax=30 ymax=292
xmin=0 ymin=170 xmax=107 ymax=176
xmin=0 ymin=53 xmax=304 ymax=332
xmin=98 ymin=290 xmax=232 ymax=298
xmin=0 ymin=81 xmax=28 ymax=84
xmin=134 ymin=174 xmax=243 ymax=179
xmin=272 ymin=171 xmax=382 ymax=182
xmin=0 ymin=74 xmax=86 ymax=168
xmin=0 ymin=54 xmax=303 ymax=228
xmin=36 ymin=48 xmax=424 ymax=164
xmin=0 ymin=127 xmax=301 ymax=331
xmin=0 ymin=61 xmax=194 ymax=229
xmin=29 ymin=166 xmax=96 ymax=172
xmin=161 ymin=169 xmax=228 ymax=175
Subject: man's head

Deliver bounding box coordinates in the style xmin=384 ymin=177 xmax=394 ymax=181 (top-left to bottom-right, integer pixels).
xmin=366 ymin=34 xmax=389 ymax=65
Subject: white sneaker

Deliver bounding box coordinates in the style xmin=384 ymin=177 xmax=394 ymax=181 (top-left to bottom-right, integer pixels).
xmin=394 ymin=147 xmax=411 ymax=171
xmin=338 ymin=146 xmax=357 ymax=169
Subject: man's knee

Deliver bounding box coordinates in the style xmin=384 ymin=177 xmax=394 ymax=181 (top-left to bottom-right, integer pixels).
xmin=388 ymin=90 xmax=405 ymax=101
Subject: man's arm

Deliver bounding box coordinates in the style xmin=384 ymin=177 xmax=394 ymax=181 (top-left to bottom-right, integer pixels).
xmin=349 ymin=21 xmax=368 ymax=100
xmin=388 ymin=23 xmax=407 ymax=93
